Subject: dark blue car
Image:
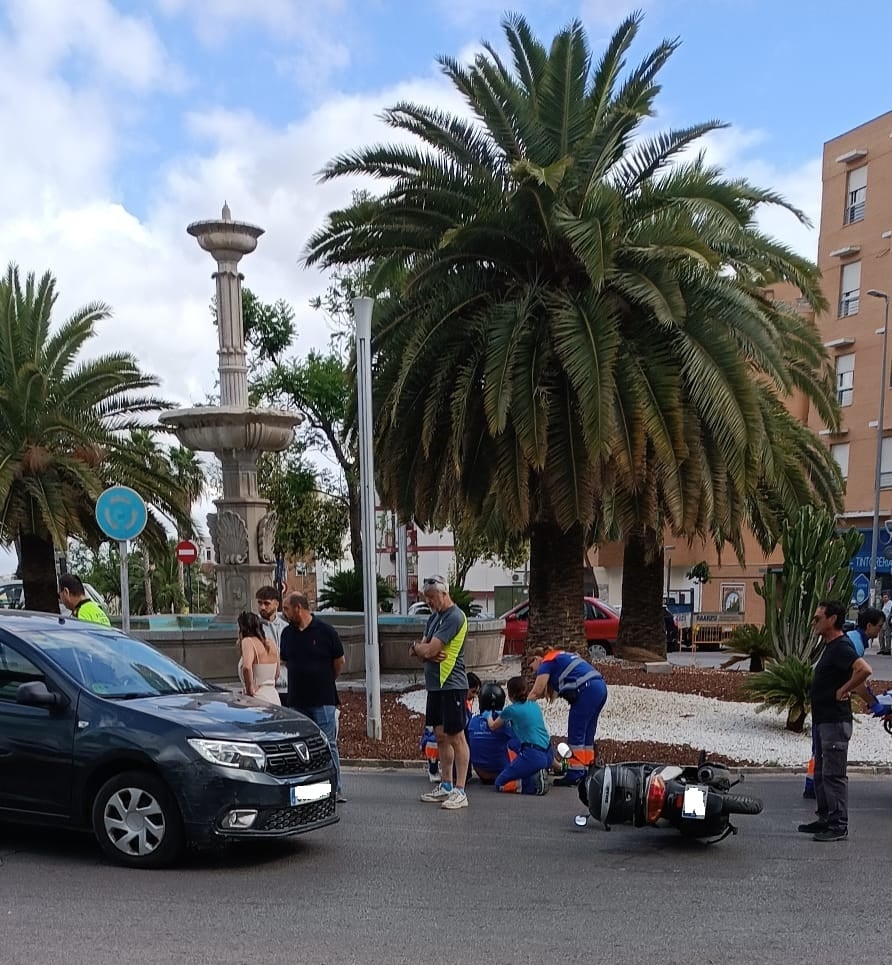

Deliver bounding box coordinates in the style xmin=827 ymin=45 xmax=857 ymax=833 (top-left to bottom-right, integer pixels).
xmin=0 ymin=612 xmax=338 ymax=867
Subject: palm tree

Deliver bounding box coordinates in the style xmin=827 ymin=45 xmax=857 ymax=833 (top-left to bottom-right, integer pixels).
xmin=0 ymin=264 xmax=192 ymax=612
xmin=616 ymin=321 xmax=843 ymax=653
xmin=306 ymin=14 xmax=838 ymax=655
xmin=128 ymin=430 xmax=165 ymax=615
xmin=168 ymin=445 xmax=205 ymax=607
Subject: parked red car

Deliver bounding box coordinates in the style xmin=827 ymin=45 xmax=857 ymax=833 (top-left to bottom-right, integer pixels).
xmin=500 ymin=597 xmax=621 ymax=658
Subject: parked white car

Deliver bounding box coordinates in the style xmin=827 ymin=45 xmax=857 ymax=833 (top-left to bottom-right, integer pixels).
xmin=0 ymin=579 xmax=109 ymax=617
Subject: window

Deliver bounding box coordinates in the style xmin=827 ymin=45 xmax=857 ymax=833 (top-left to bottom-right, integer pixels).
xmin=882 ymin=438 xmax=892 ymax=489
xmin=0 ymin=642 xmax=45 ymax=702
xmin=836 ymin=353 xmax=855 ymax=406
xmin=831 ymin=442 xmax=850 ymax=479
xmin=844 ymin=166 xmax=867 ymax=224
xmin=839 ymin=262 xmax=861 ymax=317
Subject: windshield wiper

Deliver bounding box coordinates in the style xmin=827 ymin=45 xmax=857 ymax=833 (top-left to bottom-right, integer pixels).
xmin=105 ymin=692 xmax=153 ymax=700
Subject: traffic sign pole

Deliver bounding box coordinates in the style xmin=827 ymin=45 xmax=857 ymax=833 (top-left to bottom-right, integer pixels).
xmin=119 ymin=540 xmax=131 ymax=633
xmin=95 ymin=486 xmax=148 ymax=635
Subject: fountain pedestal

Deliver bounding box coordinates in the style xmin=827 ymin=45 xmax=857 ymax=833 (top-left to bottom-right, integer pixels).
xmin=160 ymin=205 xmax=302 ymax=618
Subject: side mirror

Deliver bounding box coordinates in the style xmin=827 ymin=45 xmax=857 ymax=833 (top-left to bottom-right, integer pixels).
xmin=505 ymin=613 xmax=516 ymax=622
xmin=16 ymin=681 xmax=68 ymax=710
xmin=556 ymin=741 xmax=572 ymax=760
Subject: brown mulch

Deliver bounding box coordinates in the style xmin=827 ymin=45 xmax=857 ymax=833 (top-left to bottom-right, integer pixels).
xmin=337 ymin=665 xmax=892 ymax=768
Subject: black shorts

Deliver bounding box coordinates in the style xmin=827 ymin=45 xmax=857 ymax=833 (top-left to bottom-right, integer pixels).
xmin=425 ymin=689 xmax=468 ymax=736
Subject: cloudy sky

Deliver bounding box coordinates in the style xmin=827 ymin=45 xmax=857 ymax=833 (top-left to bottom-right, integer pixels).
xmin=0 ymin=0 xmax=890 ymax=571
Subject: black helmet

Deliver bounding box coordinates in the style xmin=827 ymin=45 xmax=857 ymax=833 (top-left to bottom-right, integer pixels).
xmin=478 ymin=681 xmax=506 ymax=712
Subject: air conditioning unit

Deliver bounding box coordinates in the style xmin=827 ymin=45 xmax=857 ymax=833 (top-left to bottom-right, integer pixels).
xmin=511 ymin=573 xmax=522 ymax=583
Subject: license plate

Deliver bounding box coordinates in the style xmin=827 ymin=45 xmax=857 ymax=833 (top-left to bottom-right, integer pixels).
xmin=681 ymin=785 xmax=708 ymax=819
xmin=290 ymin=781 xmax=331 ymax=806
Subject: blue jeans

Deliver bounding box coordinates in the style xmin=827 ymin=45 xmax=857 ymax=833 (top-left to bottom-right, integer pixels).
xmin=495 ymin=745 xmax=552 ymax=794
xmin=296 ymin=704 xmax=341 ymax=793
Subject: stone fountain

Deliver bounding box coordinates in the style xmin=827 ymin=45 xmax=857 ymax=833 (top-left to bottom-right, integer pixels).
xmin=160 ymin=204 xmax=302 ymax=619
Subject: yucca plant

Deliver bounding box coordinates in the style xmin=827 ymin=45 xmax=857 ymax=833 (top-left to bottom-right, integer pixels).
xmin=741 ymin=656 xmax=814 ymax=733
xmin=721 ymin=624 xmax=774 ymax=672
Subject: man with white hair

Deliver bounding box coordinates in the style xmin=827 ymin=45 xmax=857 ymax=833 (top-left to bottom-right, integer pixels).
xmin=410 ymin=575 xmax=470 ymax=810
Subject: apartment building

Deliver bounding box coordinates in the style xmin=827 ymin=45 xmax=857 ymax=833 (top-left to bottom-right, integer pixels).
xmin=809 ymin=111 xmax=892 ymax=596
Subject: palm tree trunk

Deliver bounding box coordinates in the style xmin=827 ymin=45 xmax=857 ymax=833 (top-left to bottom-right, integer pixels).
xmin=20 ymin=530 xmax=59 ymax=613
xmin=347 ymin=472 xmax=362 ymax=569
xmin=142 ymin=545 xmax=154 ymax=615
xmin=616 ymin=529 xmax=666 ymax=657
xmin=525 ymin=520 xmax=585 ymax=658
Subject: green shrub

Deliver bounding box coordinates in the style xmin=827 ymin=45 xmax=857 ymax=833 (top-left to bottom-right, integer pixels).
xmin=317 ymin=568 xmax=395 ymax=612
xmin=721 ymin=625 xmax=774 ymax=672
xmin=741 ymin=657 xmax=814 ymax=733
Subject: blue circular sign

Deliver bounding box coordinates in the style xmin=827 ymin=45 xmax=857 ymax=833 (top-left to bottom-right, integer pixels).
xmin=95 ymin=486 xmax=148 ymax=541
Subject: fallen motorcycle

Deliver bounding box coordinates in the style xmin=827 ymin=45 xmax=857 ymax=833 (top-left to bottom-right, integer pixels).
xmin=557 ymin=744 xmax=763 ymax=843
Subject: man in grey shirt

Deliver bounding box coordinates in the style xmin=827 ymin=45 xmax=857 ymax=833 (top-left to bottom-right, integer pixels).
xmin=256 ymin=585 xmax=288 ymax=691
xmin=409 ymin=575 xmax=470 ymax=810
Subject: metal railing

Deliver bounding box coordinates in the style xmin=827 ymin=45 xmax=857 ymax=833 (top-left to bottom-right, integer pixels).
xmin=845 ymin=201 xmax=865 ymax=225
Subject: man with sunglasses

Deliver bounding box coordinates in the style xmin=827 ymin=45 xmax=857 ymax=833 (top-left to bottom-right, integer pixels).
xmin=410 ymin=575 xmax=470 ymax=810
xmin=800 ymin=599 xmax=873 ymax=842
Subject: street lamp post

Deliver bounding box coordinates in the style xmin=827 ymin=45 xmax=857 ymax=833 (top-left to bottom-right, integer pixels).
xmin=868 ymin=289 xmax=891 ymax=607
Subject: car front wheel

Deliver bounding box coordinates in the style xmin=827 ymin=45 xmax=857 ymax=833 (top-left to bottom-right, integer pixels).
xmin=91 ymin=770 xmax=184 ymax=868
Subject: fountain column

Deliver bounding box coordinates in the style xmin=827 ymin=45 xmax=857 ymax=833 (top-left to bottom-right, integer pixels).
xmin=160 ymin=204 xmax=302 ymax=619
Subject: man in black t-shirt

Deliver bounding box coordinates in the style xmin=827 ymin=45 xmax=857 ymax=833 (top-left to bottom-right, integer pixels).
xmin=281 ymin=592 xmax=346 ymax=802
xmin=800 ymin=599 xmax=873 ymax=842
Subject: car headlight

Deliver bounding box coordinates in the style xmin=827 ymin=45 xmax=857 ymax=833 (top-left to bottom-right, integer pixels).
xmin=187 ymin=738 xmax=266 ymax=771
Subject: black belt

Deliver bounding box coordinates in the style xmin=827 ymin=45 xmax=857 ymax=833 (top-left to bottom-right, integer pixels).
xmin=521 ymin=743 xmax=551 ymax=753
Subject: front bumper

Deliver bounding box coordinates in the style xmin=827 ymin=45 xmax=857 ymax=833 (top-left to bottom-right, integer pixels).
xmin=177 ymin=761 xmax=340 ymax=843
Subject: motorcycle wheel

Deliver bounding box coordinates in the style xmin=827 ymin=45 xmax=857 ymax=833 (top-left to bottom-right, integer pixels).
xmin=721 ymin=794 xmax=763 ymax=816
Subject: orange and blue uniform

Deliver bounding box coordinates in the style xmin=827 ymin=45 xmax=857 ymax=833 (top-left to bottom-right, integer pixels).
xmin=536 ymin=649 xmax=607 ymax=783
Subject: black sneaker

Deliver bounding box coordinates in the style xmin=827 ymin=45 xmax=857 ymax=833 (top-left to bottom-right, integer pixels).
xmin=813 ymin=828 xmax=847 ymax=842
xmin=798 ymin=820 xmax=828 ymax=833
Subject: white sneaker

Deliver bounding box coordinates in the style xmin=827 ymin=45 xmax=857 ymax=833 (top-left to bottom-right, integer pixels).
xmin=440 ymin=789 xmax=469 ymax=810
xmin=420 ymin=783 xmax=451 ymax=803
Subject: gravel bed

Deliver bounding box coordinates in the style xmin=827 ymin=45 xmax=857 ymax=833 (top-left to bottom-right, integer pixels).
xmin=347 ymin=667 xmax=890 ymax=768
xmin=395 ymin=687 xmax=892 ymax=767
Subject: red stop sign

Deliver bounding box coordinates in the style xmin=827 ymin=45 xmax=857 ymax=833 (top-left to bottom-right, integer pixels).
xmin=175 ymin=540 xmax=198 ymax=564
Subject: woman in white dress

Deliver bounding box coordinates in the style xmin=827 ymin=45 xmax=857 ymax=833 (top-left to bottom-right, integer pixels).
xmin=237 ymin=611 xmax=280 ymax=705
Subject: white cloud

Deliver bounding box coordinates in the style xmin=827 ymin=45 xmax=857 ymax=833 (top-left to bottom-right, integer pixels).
xmin=696 ymin=128 xmax=821 ymax=259
xmin=4 ymin=0 xmax=180 ymax=91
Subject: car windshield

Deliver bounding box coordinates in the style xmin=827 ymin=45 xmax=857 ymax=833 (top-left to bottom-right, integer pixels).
xmin=15 ymin=626 xmax=210 ymax=699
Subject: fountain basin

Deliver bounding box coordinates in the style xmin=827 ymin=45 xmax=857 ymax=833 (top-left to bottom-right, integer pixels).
xmin=187 ymin=218 xmax=264 ymax=261
xmin=123 ymin=614 xmax=504 ymax=681
xmin=160 ymin=406 xmax=301 ymax=453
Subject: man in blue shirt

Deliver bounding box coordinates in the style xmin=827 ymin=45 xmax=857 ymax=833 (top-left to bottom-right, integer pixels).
xmin=846 ymin=607 xmax=884 ymax=657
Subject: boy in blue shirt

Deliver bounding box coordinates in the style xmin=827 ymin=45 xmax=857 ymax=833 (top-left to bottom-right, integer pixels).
xmin=487 ymin=676 xmax=552 ymax=795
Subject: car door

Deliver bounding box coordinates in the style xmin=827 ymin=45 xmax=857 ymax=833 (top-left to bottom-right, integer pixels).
xmin=587 ymin=601 xmax=620 ymax=641
xmin=0 ymin=638 xmax=76 ymax=817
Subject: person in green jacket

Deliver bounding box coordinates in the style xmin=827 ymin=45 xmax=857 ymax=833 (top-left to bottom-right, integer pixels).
xmin=59 ymin=574 xmax=110 ymax=626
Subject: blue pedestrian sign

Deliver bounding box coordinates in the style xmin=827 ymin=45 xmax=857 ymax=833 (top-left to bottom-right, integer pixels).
xmin=853 ymin=573 xmax=870 ymax=607
xmin=95 ymin=486 xmax=148 ymax=542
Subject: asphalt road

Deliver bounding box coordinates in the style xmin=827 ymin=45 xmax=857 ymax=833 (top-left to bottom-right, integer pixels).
xmin=2 ymin=770 xmax=890 ymax=964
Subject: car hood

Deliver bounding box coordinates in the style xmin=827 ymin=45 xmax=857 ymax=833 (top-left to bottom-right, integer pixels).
xmin=115 ymin=690 xmax=322 ymax=741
